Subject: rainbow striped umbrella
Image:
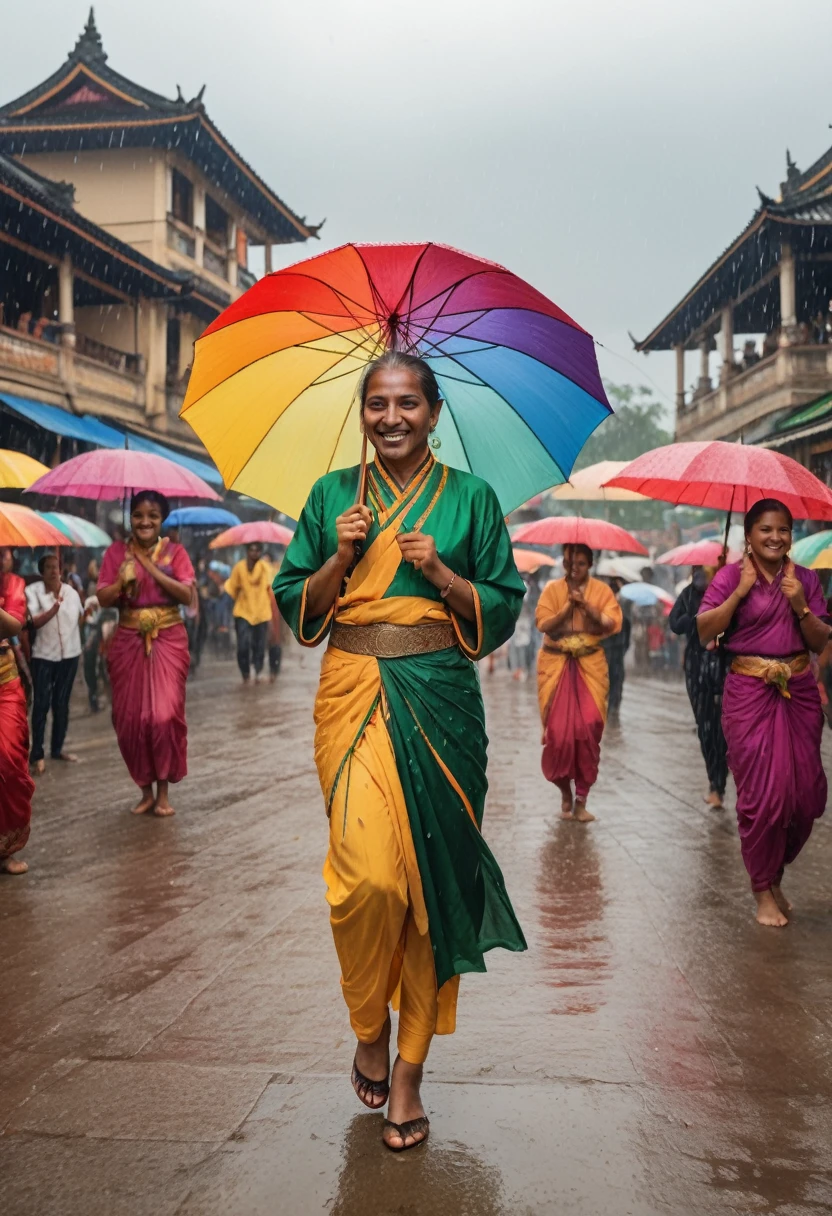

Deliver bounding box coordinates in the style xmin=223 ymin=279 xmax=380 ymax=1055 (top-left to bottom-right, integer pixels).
xmin=180 ymin=242 xmax=612 ymax=518
xmin=37 ymin=511 xmax=111 ymax=548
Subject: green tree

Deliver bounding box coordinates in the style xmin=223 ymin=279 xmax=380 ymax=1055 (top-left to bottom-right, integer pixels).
xmin=575 ymin=383 xmax=672 ymax=470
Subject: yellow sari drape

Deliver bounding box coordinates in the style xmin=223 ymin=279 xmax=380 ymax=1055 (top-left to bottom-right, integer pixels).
xmin=536 ymin=577 xmax=622 ymax=726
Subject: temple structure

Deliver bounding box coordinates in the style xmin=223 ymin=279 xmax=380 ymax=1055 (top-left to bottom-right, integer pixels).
xmin=634 ymin=137 xmax=832 ymax=477
xmin=0 ymin=9 xmax=317 ymax=459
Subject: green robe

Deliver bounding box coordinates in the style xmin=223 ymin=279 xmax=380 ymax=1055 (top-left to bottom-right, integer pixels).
xmin=274 ymin=455 xmax=527 ymax=987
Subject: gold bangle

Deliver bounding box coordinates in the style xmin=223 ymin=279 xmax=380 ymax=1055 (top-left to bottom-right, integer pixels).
xmin=440 ymin=573 xmax=457 ymax=599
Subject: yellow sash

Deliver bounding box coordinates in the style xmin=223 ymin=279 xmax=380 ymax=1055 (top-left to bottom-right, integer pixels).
xmin=730 ymin=652 xmax=809 ymax=698
xmin=119 ymin=605 xmax=182 ymax=655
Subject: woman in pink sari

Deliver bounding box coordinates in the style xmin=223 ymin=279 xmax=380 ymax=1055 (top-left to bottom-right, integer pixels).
xmin=0 ymin=548 xmax=35 ymax=873
xmin=698 ymin=499 xmax=831 ymax=927
xmin=98 ymin=492 xmax=194 ymax=817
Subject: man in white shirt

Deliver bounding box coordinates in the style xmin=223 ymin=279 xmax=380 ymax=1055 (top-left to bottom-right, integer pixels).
xmin=25 ymin=554 xmax=84 ymax=774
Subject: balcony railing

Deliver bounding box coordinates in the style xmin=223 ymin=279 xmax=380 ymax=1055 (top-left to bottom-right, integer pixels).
xmin=677 ymin=344 xmax=832 ymax=441
xmin=166 ymin=217 xmax=196 ymax=260
xmin=203 ymin=245 xmax=227 ymax=280
xmin=237 ymin=266 xmax=256 ymax=291
xmin=75 ymin=333 xmax=142 ymax=375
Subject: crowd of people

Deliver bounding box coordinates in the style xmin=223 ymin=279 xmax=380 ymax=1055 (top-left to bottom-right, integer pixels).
xmin=1 ymin=349 xmax=829 ymax=1152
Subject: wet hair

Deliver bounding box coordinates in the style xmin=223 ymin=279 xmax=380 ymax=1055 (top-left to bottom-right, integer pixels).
xmin=38 ymin=553 xmax=59 ymax=575
xmin=359 ymin=350 xmax=442 ymax=411
xmin=563 ymin=543 xmax=594 ymax=567
xmin=744 ymin=498 xmax=793 ymax=536
xmin=130 ymin=489 xmax=170 ymax=520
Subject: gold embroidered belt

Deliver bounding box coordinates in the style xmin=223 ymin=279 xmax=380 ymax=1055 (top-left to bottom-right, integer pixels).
xmin=730 ymin=652 xmax=810 ymax=698
xmin=0 ymin=649 xmax=19 ymax=686
xmin=119 ymin=605 xmax=182 ymax=655
xmin=543 ymin=637 xmax=600 ymax=659
xmin=329 ymin=621 xmax=457 ymax=659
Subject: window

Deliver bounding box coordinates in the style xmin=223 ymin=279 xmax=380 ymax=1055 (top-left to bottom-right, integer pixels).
xmin=205 ymin=195 xmax=229 ymax=249
xmin=171 ymin=170 xmax=193 ymax=227
xmin=166 ymin=317 xmax=181 ymax=381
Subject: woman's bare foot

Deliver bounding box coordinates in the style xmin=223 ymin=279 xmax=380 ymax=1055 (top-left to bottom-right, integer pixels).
xmin=131 ymin=786 xmax=155 ymax=815
xmin=1 ymin=856 xmax=28 ymax=874
xmin=703 ymin=790 xmax=724 ymax=809
xmin=574 ymin=800 xmax=595 ymax=823
xmin=53 ymin=752 xmax=79 ymax=763
xmin=153 ymin=781 xmax=175 ymax=817
xmin=557 ymin=783 xmax=574 ymax=819
xmin=771 ymin=885 xmax=792 ymax=914
xmin=32 ymin=759 xmax=45 ymax=776
xmin=353 ymin=1014 xmax=391 ymax=1108
xmin=383 ymin=1056 xmax=428 ymax=1150
xmin=754 ymin=889 xmax=788 ymax=927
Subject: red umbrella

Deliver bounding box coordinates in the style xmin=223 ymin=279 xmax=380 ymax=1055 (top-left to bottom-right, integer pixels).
xmin=209 ymin=520 xmax=295 ymax=550
xmin=656 ymin=539 xmax=742 ymax=566
xmin=27 ymin=450 xmax=220 ymax=501
xmin=511 ymin=516 xmax=648 ymax=555
xmin=604 ymin=442 xmax=832 ymax=520
xmin=512 ymin=548 xmax=557 ymax=575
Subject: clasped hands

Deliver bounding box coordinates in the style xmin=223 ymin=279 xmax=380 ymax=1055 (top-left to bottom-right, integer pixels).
xmin=335 ymin=504 xmax=447 ymax=587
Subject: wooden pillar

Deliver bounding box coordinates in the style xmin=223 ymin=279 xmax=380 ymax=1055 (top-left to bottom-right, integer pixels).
xmin=193 ymin=184 xmax=205 ymax=270
xmin=779 ymin=241 xmax=797 ymax=344
xmin=264 ymin=241 xmax=273 ymax=275
xmin=58 ymin=254 xmax=75 ymax=347
xmin=674 ymin=344 xmax=685 ymax=411
xmin=227 ymin=220 xmax=238 ymax=289
xmin=720 ymin=302 xmax=734 ymax=382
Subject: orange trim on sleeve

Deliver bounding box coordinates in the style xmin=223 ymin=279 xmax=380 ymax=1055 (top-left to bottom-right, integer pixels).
xmin=451 ymin=583 xmax=484 ymax=660
xmin=298 ymin=576 xmax=335 ymax=647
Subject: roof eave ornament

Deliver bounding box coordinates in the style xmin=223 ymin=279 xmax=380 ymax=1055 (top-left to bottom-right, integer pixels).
xmin=69 ymin=6 xmax=107 ymax=67
xmin=756 ymin=185 xmax=775 ymax=209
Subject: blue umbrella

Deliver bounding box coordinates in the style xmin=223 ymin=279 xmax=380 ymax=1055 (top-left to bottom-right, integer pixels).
xmin=164 ymin=506 xmax=241 ymax=529
xmin=619 ymin=582 xmax=674 ymax=608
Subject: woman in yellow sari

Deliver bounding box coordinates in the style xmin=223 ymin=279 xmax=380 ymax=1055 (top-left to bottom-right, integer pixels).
xmin=536 ymin=545 xmax=622 ymax=822
xmin=274 ymin=351 xmax=526 ymax=1152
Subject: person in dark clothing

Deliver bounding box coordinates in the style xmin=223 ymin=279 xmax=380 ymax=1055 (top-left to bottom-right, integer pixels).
xmin=669 ymin=566 xmax=728 ymax=808
xmin=601 ymin=578 xmax=630 ymax=726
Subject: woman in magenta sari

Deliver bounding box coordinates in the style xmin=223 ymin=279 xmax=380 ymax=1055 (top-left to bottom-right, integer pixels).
xmin=0 ymin=547 xmax=35 ymax=873
xmin=98 ymin=492 xmax=194 ymax=817
xmin=698 ymin=499 xmax=831 ymax=927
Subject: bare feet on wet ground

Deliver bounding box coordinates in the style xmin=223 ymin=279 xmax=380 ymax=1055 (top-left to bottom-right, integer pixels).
xmin=754 ymin=887 xmax=790 ymax=927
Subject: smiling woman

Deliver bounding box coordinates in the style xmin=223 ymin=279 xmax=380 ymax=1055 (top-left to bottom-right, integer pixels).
xmin=274 ymin=350 xmax=527 ymax=1154
xmin=697 ymin=499 xmax=832 ymax=928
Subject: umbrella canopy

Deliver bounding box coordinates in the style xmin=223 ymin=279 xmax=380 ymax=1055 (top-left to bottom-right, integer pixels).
xmin=790 ymin=530 xmax=832 ymax=567
xmin=551 ymin=460 xmax=648 ymax=503
xmin=209 ymin=520 xmax=295 ymax=550
xmin=620 ymin=582 xmax=674 ymax=607
xmin=38 ymin=511 xmax=110 ymax=548
xmin=595 ymin=556 xmax=647 ymax=582
xmin=180 ymin=241 xmax=612 ymax=518
xmin=164 ymin=506 xmax=242 ymax=529
xmin=512 ymin=548 xmax=557 ymax=575
xmin=0 ymin=503 xmax=71 ymax=547
xmin=511 ymin=516 xmax=648 ymax=555
xmin=0 ymin=448 xmax=50 ymax=489
xmin=656 ymin=539 xmax=742 ymax=567
xmin=604 ymin=442 xmax=832 ymax=520
xmin=26 ymin=450 xmax=220 ymax=502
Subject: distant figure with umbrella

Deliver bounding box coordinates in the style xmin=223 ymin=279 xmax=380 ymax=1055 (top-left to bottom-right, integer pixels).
xmin=224 ymin=542 xmax=274 ymax=684
xmin=600 ymin=576 xmax=630 ymax=727
xmin=535 ymin=545 xmax=622 ymax=821
xmin=275 ymin=351 xmax=527 ymax=1152
xmin=0 ymin=546 xmax=35 ymax=873
xmin=97 ymin=492 xmax=195 ymax=817
xmin=668 ymin=566 xmax=728 ymax=808
xmin=698 ymin=500 xmax=831 ymax=927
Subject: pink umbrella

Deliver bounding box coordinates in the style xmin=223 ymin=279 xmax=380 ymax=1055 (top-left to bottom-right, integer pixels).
xmin=209 ymin=520 xmax=295 ymax=549
xmin=656 ymin=539 xmax=742 ymax=566
xmin=26 ymin=450 xmax=220 ymax=502
xmin=511 ymin=516 xmax=648 ymax=555
xmin=603 ymin=442 xmax=832 ymax=520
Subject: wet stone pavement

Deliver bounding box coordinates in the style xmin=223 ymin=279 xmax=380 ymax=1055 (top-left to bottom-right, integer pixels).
xmin=2 ymin=645 xmax=832 ymax=1216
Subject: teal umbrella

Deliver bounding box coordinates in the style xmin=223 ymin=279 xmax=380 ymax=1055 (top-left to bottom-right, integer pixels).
xmin=791 ymin=531 xmax=832 ymax=567
xmin=38 ymin=511 xmax=111 ymax=548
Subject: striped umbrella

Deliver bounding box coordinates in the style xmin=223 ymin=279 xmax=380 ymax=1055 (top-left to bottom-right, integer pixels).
xmin=38 ymin=511 xmax=111 ymax=548
xmin=0 ymin=503 xmax=71 ymax=547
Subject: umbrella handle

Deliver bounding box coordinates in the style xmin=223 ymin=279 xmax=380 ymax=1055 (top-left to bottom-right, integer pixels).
xmin=356 ymin=432 xmax=369 ymax=507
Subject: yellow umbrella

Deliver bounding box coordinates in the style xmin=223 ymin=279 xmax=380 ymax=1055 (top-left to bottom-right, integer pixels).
xmin=551 ymin=460 xmax=648 ymax=503
xmin=0 ymin=448 xmax=50 ymax=489
xmin=807 ymin=547 xmax=832 ymax=569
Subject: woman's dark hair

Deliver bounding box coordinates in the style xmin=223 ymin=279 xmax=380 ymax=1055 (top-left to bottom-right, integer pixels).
xmin=359 ymin=350 xmax=442 ymax=410
xmin=130 ymin=490 xmax=170 ymax=521
xmin=563 ymin=543 xmax=594 ymax=567
xmin=744 ymin=498 xmax=793 ymax=536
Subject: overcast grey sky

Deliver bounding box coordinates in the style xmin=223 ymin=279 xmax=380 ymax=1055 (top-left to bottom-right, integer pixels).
xmin=6 ymin=1 xmax=832 ymax=414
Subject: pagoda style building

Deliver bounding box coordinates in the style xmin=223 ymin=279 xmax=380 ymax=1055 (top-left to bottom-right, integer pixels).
xmin=0 ymin=9 xmax=317 ymax=453
xmin=634 ymin=138 xmax=832 ymax=478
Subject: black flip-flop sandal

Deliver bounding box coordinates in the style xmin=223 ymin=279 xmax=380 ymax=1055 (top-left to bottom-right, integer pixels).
xmin=382 ymin=1116 xmax=430 ymax=1152
xmin=351 ymin=1059 xmax=390 ymax=1109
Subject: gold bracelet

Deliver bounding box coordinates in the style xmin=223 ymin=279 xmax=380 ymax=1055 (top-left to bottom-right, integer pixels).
xmin=440 ymin=573 xmax=457 ymax=599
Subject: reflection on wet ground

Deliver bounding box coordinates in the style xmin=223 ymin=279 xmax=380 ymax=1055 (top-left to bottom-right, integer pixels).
xmin=1 ymin=654 xmax=831 ymax=1214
